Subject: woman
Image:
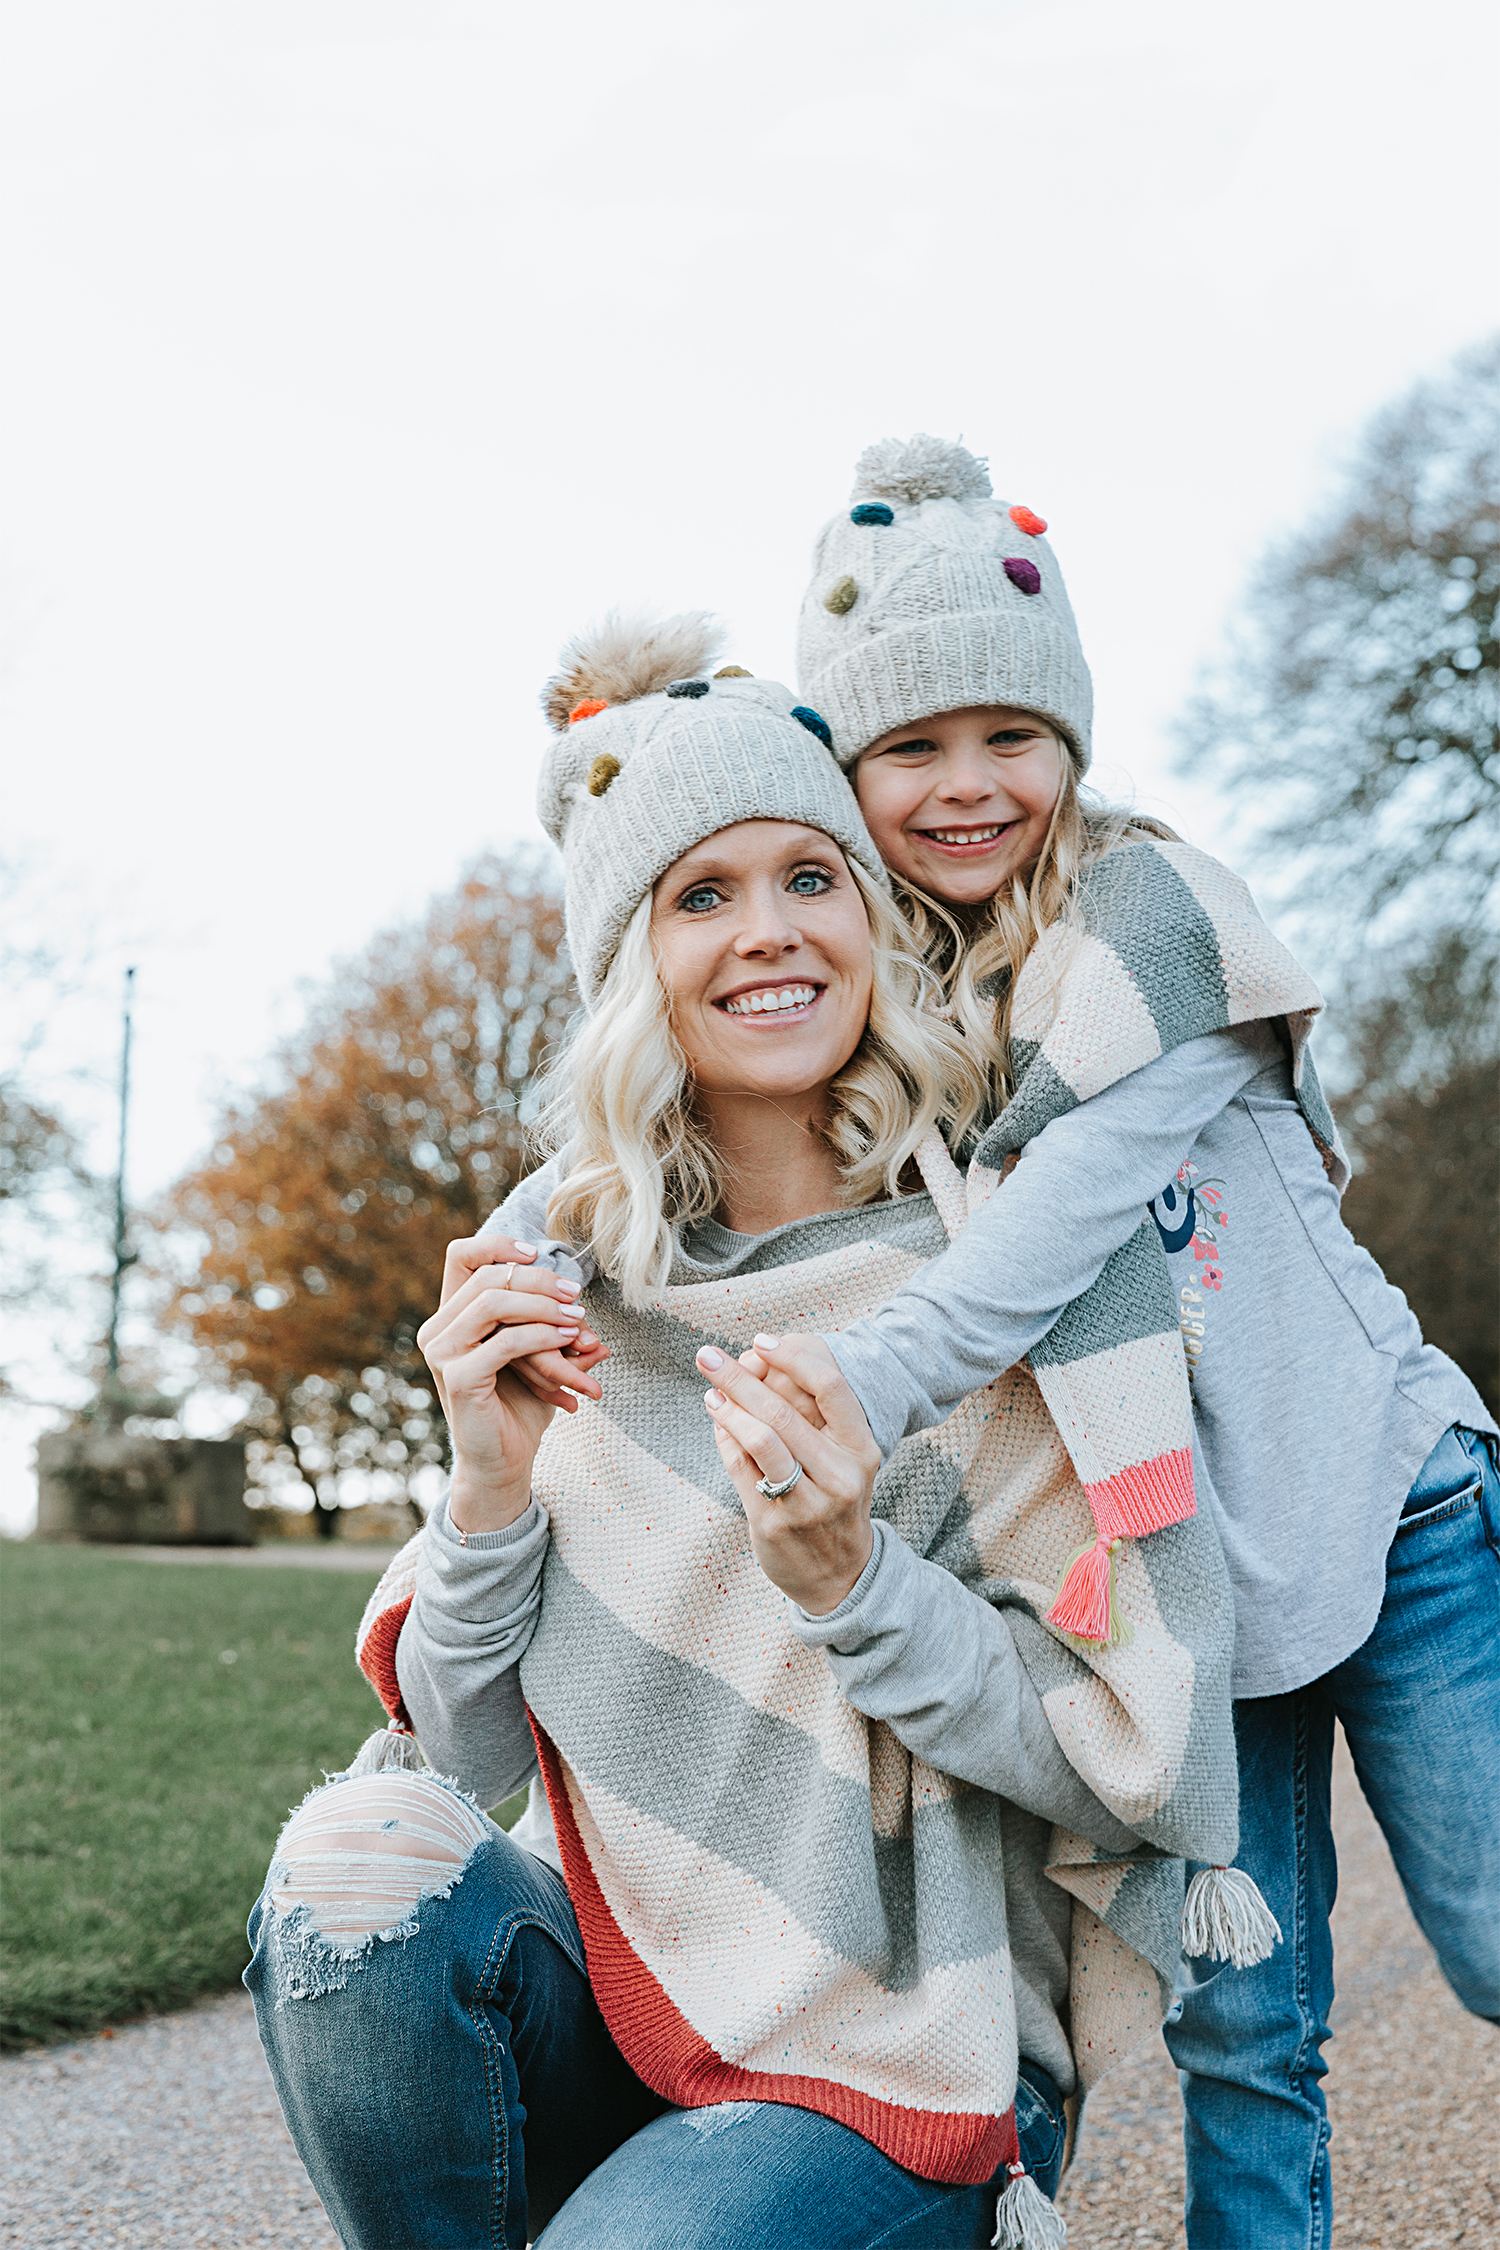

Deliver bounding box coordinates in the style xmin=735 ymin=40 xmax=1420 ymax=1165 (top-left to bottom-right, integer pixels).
xmin=247 ymin=621 xmax=1246 ymax=2250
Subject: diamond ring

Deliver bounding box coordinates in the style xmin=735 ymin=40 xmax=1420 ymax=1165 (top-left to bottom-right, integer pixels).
xmin=755 ymin=1463 xmax=804 ymax=1499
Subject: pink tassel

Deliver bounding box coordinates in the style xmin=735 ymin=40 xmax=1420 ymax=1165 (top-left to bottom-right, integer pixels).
xmin=1047 ymin=1534 xmax=1121 ymax=1644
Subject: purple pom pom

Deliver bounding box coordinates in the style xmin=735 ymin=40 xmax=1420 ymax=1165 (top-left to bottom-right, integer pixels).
xmin=1003 ymin=558 xmax=1042 ymax=596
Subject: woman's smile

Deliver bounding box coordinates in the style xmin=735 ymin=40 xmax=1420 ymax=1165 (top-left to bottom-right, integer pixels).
xmin=714 ymin=977 xmax=825 ymax=1020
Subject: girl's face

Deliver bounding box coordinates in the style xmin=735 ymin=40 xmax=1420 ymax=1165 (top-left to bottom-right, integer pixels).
xmin=650 ymin=821 xmax=873 ymax=1105
xmin=853 ymin=705 xmax=1066 ymax=906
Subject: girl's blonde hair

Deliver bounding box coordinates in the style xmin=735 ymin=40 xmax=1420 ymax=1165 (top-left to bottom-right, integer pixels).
xmin=537 ymin=859 xmax=986 ymax=1306
xmin=892 ymin=737 xmax=1179 ymax=1114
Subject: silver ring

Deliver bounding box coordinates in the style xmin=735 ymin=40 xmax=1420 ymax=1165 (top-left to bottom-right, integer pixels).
xmin=755 ymin=1463 xmax=803 ymax=1499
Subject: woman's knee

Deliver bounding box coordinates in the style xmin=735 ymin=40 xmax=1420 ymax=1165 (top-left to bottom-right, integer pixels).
xmin=251 ymin=1767 xmax=496 ymax=2005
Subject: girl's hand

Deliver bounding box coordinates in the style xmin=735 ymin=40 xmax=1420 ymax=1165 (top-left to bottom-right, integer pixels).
xmin=418 ymin=1267 xmax=586 ymax=1534
xmin=696 ymin=1337 xmax=881 ymax=1616
xmin=434 ymin=1234 xmax=608 ymax=1413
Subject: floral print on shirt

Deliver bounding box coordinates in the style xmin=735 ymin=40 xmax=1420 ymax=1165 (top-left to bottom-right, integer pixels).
xmin=1151 ymin=1160 xmax=1229 ymax=1386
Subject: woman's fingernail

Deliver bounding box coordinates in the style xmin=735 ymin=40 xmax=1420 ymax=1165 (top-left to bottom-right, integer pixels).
xmin=704 ymin=1388 xmax=725 ymax=1409
xmin=698 ymin=1347 xmax=725 ymax=1370
xmin=557 ymin=1277 xmax=582 ymax=1299
xmin=753 ymin=1333 xmax=780 ymax=1349
xmin=555 ymin=1326 xmax=580 ymax=1340
xmin=512 ymin=1242 xmax=537 ymax=1257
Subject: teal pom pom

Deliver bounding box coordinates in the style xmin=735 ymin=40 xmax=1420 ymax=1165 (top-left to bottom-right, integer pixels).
xmin=791 ymin=706 xmax=833 ymax=748
xmin=850 ymin=503 xmax=894 ymax=526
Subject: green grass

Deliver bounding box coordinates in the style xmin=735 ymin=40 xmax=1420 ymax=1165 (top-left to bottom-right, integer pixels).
xmin=0 ymin=1542 xmax=522 ymax=2049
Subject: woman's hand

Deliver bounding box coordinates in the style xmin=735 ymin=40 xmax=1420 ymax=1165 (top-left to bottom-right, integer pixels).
xmin=434 ymin=1234 xmax=608 ymax=1413
xmin=418 ymin=1266 xmax=590 ymax=1535
xmin=696 ymin=1336 xmax=881 ymax=1615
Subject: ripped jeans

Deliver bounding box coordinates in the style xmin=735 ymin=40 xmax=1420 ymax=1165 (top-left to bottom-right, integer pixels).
xmin=246 ymin=1768 xmax=1068 ymax=2250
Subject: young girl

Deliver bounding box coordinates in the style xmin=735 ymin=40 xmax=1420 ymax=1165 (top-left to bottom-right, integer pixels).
xmin=769 ymin=437 xmax=1497 ymax=2250
xmin=258 ymin=625 xmax=1254 ymax=2250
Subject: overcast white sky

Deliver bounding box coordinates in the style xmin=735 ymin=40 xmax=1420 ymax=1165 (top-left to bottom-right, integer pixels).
xmin=4 ymin=0 xmax=1498 ymax=1526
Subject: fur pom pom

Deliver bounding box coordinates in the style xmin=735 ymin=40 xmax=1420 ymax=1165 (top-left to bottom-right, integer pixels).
xmin=850 ymin=434 xmax=992 ymax=508
xmin=541 ymin=611 xmax=725 ymax=733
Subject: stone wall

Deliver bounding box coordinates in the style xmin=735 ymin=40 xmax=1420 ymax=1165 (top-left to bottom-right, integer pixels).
xmin=35 ymin=1428 xmax=254 ymax=1546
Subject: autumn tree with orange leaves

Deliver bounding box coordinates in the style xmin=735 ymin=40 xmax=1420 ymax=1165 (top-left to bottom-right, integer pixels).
xmin=166 ymin=852 xmax=575 ymax=1531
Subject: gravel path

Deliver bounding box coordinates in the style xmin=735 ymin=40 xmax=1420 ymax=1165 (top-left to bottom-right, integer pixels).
xmin=4 ymin=1733 xmax=1495 ymax=2247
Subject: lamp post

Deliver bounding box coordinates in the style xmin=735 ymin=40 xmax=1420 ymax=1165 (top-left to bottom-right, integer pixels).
xmin=105 ymin=966 xmax=137 ymax=1384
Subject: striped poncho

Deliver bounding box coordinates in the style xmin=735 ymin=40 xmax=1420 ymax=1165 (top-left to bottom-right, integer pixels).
xmin=358 ymin=1131 xmax=1242 ymax=2189
xmin=994 ymin=839 xmax=1349 ymax=1641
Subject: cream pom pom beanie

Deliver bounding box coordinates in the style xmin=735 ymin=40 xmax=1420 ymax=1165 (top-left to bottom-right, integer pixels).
xmin=795 ymin=435 xmax=1094 ymax=770
xmin=536 ymin=612 xmax=888 ymax=1004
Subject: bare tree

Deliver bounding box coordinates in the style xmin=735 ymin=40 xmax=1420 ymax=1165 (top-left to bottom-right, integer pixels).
xmin=1177 ymin=343 xmax=1499 ymax=1414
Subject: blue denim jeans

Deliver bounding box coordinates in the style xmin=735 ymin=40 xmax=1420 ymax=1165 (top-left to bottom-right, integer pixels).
xmin=246 ymin=1800 xmax=1067 ymax=2249
xmin=1164 ymin=1425 xmax=1500 ymax=2250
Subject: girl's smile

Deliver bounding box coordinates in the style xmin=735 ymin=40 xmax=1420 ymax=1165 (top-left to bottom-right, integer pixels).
xmin=853 ymin=704 xmax=1066 ymax=905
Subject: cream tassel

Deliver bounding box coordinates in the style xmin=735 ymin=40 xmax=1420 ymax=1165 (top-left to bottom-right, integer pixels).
xmin=346 ymin=1723 xmax=423 ymax=1778
xmin=1181 ymin=1866 xmax=1281 ymax=1967
xmin=991 ymin=2163 xmax=1067 ymax=2248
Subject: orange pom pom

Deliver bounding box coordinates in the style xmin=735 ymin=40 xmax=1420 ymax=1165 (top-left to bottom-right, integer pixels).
xmin=1009 ymin=504 xmax=1047 ymax=537
xmin=569 ymin=697 xmax=608 ymax=725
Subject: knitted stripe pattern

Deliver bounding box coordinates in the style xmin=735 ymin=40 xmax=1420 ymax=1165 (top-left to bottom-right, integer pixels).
xmin=985 ymin=839 xmax=1348 ymax=1634
xmin=357 ymin=1133 xmax=1239 ymax=2186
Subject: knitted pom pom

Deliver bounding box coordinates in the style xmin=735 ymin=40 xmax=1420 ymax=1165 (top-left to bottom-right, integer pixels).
xmin=850 ymin=502 xmax=895 ymax=526
xmin=569 ymin=697 xmax=607 ymax=725
xmin=850 ymin=434 xmax=992 ymax=508
xmin=1003 ymin=558 xmax=1043 ymax=596
xmin=791 ymin=705 xmax=833 ymax=749
xmin=542 ymin=610 xmax=724 ymax=733
xmin=991 ymin=2164 xmax=1067 ymax=2248
xmin=824 ymin=575 xmax=859 ymax=615
xmin=666 ymin=679 xmax=710 ymax=699
xmin=587 ymin=752 xmax=621 ymax=797
xmin=1009 ymin=504 xmax=1048 ymax=536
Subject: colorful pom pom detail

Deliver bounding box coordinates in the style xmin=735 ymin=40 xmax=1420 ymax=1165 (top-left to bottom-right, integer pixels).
xmin=1003 ymin=557 xmax=1042 ymax=596
xmin=791 ymin=705 xmax=833 ymax=749
xmin=569 ymin=697 xmax=608 ymax=725
xmin=850 ymin=503 xmax=894 ymax=526
xmin=586 ymin=753 xmax=621 ymax=797
xmin=823 ymin=575 xmax=859 ymax=615
xmin=665 ymin=678 xmax=710 ymax=699
xmin=1009 ymin=504 xmax=1048 ymax=536
xmin=714 ymin=665 xmax=752 ymax=679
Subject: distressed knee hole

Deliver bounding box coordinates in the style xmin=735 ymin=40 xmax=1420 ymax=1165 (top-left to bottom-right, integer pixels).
xmin=271 ymin=1770 xmax=490 ymax=1947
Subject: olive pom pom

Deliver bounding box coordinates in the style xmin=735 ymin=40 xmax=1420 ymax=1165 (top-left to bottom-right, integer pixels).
xmin=587 ymin=753 xmax=621 ymax=797
xmin=850 ymin=503 xmax=895 ymax=526
xmin=713 ymin=666 xmax=753 ymax=678
xmin=791 ymin=706 xmax=833 ymax=749
xmin=1003 ymin=558 xmax=1042 ymax=596
xmin=823 ymin=575 xmax=859 ymax=615
xmin=666 ymin=678 xmax=710 ymax=699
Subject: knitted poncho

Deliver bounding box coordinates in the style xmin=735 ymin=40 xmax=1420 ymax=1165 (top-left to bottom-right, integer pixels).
xmin=358 ymin=1131 xmax=1243 ymax=2190
xmin=986 ymin=838 xmax=1349 ymax=1642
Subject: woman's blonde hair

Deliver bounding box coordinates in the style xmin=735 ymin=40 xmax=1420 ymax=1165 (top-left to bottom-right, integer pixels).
xmin=536 ymin=858 xmax=986 ymax=1305
xmin=891 ymin=736 xmax=1180 ymax=1114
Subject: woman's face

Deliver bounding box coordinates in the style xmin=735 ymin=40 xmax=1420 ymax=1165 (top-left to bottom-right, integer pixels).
xmin=853 ymin=705 xmax=1066 ymax=906
xmin=650 ymin=821 xmax=873 ymax=1105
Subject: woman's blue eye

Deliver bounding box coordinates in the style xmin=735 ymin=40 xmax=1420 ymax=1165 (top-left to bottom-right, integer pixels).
xmin=788 ymin=868 xmax=833 ymax=895
xmin=681 ymin=886 xmax=722 ymax=913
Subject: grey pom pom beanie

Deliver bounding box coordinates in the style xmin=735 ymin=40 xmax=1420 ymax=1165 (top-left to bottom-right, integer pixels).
xmin=795 ymin=435 xmax=1093 ymax=771
xmin=536 ymin=613 xmax=888 ymax=1004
